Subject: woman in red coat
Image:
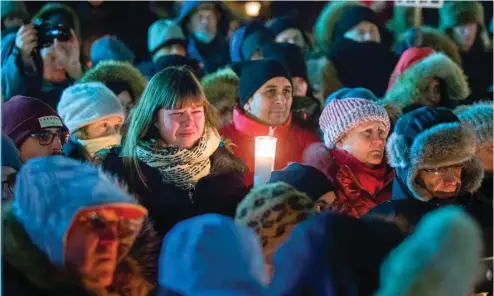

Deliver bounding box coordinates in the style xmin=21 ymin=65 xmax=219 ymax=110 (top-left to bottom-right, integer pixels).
xmin=220 ymin=59 xmax=319 ymax=186
xmin=304 ymin=88 xmax=394 ymax=218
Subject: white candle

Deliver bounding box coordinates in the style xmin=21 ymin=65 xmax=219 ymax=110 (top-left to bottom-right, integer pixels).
xmin=254 ymin=136 xmax=277 ymax=187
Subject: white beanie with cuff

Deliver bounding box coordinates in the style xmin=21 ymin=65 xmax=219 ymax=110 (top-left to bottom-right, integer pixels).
xmin=58 ymin=82 xmax=125 ymax=134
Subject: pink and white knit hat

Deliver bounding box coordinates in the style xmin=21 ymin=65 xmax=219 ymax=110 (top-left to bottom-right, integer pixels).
xmin=319 ymin=97 xmax=390 ymax=149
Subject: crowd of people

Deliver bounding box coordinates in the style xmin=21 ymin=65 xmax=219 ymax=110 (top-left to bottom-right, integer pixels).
xmin=1 ymin=1 xmax=493 ymax=295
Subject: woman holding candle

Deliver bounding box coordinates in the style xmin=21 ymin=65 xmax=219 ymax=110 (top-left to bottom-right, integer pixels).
xmin=220 ymin=59 xmax=320 ymax=187
xmin=304 ymin=88 xmax=395 ymax=218
xmin=94 ymin=66 xmax=248 ymax=238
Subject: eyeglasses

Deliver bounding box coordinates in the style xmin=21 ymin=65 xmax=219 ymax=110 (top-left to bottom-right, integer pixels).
xmin=423 ymin=164 xmax=464 ymax=175
xmin=30 ymin=131 xmax=69 ymax=146
xmin=77 ymin=211 xmax=144 ymax=240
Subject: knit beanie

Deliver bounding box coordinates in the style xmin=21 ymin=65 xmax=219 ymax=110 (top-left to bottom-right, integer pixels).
xmin=266 ymin=15 xmax=303 ymax=38
xmin=2 ymin=134 xmax=22 ymax=170
xmin=148 ymin=19 xmax=186 ymax=55
xmin=332 ymin=5 xmax=380 ymax=42
xmin=235 ymin=182 xmax=314 ymax=255
xmin=324 ymin=87 xmax=380 ymax=107
xmin=57 ymin=82 xmax=124 ymax=133
xmin=320 ymin=88 xmax=390 ymax=149
xmin=232 ymin=59 xmax=291 ymax=107
xmin=230 ymin=21 xmax=274 ymax=62
xmin=454 ymin=101 xmax=493 ymax=144
xmin=268 ymin=163 xmax=333 ymax=202
xmin=90 ymin=35 xmax=135 ymax=67
xmin=2 ymin=96 xmax=67 ymax=148
xmin=261 ymin=42 xmax=308 ymax=81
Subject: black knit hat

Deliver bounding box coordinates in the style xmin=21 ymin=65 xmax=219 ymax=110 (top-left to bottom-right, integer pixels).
xmin=232 ymin=59 xmax=291 ymax=107
xmin=261 ymin=42 xmax=308 ymax=81
xmin=332 ymin=5 xmax=380 ymax=42
xmin=268 ymin=163 xmax=333 ymax=201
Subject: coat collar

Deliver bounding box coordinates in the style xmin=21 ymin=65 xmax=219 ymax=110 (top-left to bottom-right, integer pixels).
xmin=232 ymin=105 xmax=293 ymax=138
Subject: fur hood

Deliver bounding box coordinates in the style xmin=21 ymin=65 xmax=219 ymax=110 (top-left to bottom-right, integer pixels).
xmin=395 ymin=26 xmax=462 ymax=65
xmin=80 ymin=61 xmax=148 ymax=102
xmin=201 ymin=67 xmax=239 ymax=110
xmin=439 ymin=1 xmax=491 ymax=52
xmin=313 ymin=1 xmax=361 ymax=53
xmin=381 ymin=52 xmax=470 ymax=110
xmin=386 ymin=108 xmax=484 ymax=202
xmin=2 ymin=200 xmax=159 ymax=296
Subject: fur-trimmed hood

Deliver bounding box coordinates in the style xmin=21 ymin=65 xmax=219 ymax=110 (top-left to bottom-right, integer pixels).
xmin=80 ymin=61 xmax=148 ymax=103
xmin=439 ymin=1 xmax=492 ymax=52
xmin=313 ymin=1 xmax=361 ymax=53
xmin=386 ymin=107 xmax=484 ymax=202
xmin=201 ymin=67 xmax=239 ymax=111
xmin=381 ymin=52 xmax=470 ymax=110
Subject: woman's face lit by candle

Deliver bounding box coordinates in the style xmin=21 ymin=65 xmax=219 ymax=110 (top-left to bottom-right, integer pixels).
xmin=244 ymin=77 xmax=293 ymax=126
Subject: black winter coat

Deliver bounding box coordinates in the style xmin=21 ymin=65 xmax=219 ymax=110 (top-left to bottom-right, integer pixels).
xmin=96 ymin=145 xmax=249 ymax=238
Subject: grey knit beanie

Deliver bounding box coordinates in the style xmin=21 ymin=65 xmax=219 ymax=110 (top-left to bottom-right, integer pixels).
xmin=454 ymin=101 xmax=493 ymax=144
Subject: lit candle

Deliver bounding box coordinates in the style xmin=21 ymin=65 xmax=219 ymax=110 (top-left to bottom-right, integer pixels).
xmin=245 ymin=1 xmax=261 ymax=17
xmin=254 ymin=135 xmax=277 ymax=187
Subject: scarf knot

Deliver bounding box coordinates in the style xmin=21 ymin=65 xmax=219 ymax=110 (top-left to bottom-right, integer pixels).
xmin=135 ymin=128 xmax=221 ymax=191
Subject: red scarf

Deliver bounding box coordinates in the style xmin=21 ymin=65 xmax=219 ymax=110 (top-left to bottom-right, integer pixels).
xmin=329 ymin=149 xmax=394 ymax=217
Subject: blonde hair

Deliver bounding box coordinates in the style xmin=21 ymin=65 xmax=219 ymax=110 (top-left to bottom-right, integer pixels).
xmin=121 ymin=66 xmax=219 ymax=185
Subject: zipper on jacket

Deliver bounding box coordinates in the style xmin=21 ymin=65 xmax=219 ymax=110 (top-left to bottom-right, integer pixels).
xmin=188 ymin=188 xmax=195 ymax=204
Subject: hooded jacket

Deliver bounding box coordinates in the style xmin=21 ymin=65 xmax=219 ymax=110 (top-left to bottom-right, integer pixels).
xmin=439 ymin=1 xmax=493 ymax=102
xmin=269 ymin=213 xmax=405 ymax=296
xmin=158 ymin=214 xmax=268 ymax=296
xmin=94 ymin=143 xmax=249 ymax=238
xmin=381 ymin=50 xmax=470 ymax=112
xmin=220 ymin=106 xmax=320 ymax=187
xmin=366 ymin=107 xmax=484 ymax=233
xmin=201 ymin=67 xmax=239 ymax=117
xmin=2 ymin=156 xmax=160 ymax=296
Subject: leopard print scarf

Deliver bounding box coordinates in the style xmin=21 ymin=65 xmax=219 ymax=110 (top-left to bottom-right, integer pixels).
xmin=135 ymin=128 xmax=221 ymax=191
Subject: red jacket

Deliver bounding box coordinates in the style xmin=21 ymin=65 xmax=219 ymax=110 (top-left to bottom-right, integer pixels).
xmin=220 ymin=106 xmax=320 ymax=186
xmin=304 ymin=143 xmax=394 ymax=218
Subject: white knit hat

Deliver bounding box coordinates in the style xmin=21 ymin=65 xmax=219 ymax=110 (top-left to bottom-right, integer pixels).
xmin=58 ymin=82 xmax=124 ymax=133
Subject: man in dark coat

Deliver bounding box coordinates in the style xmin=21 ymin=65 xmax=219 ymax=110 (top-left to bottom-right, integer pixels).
xmin=175 ymin=1 xmax=230 ymax=74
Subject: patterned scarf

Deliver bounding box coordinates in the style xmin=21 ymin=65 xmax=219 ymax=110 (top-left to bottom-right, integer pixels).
xmin=135 ymin=128 xmax=221 ymax=191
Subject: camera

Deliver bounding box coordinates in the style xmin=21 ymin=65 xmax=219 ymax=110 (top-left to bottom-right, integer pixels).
xmin=32 ymin=19 xmax=71 ymax=48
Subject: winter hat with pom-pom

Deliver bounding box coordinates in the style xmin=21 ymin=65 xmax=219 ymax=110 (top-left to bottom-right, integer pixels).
xmin=320 ymin=88 xmax=390 ymax=149
xmin=58 ymin=82 xmax=124 ymax=133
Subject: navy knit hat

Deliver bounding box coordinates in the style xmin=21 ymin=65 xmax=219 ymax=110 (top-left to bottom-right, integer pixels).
xmin=232 ymin=59 xmax=291 ymax=107
xmin=324 ymin=87 xmax=379 ymax=107
xmin=332 ymin=5 xmax=380 ymax=42
xmin=90 ymin=36 xmax=135 ymax=67
xmin=268 ymin=163 xmax=333 ymax=201
xmin=261 ymin=42 xmax=308 ymax=81
xmin=230 ymin=21 xmax=274 ymax=62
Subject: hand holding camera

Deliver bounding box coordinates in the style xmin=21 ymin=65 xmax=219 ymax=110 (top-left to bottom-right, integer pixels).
xmin=15 ymin=24 xmax=38 ymax=64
